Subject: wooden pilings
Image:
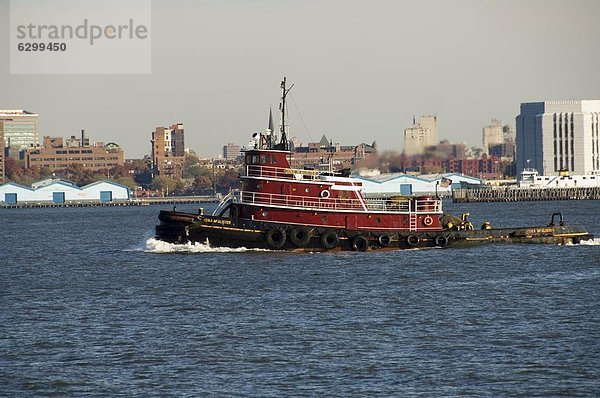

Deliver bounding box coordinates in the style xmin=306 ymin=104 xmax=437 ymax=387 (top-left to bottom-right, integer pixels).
xmin=453 ymin=187 xmax=600 ymax=203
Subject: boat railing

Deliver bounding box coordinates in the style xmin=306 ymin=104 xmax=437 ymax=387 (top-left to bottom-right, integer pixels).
xmin=233 ymin=191 xmax=442 ymax=214
xmin=243 ymin=165 xmax=333 ymax=181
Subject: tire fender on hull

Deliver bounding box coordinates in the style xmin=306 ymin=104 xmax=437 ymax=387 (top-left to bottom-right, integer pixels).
xmin=351 ymin=235 xmax=369 ymax=252
xmin=266 ymin=228 xmax=287 ymax=249
xmin=407 ymin=234 xmax=420 ymax=247
xmin=435 ymin=234 xmax=449 ymax=247
xmin=320 ymin=230 xmax=339 ymax=249
xmin=290 ymin=226 xmax=312 ymax=247
xmin=378 ymin=234 xmax=392 ymax=247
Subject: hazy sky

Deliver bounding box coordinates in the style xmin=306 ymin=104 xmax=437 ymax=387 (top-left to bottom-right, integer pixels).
xmin=2 ymin=0 xmax=599 ymax=158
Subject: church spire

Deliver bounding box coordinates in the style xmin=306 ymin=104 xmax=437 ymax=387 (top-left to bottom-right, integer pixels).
xmin=268 ymin=106 xmax=274 ymax=133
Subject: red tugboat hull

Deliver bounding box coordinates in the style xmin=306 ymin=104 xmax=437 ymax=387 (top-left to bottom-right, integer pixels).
xmin=156 ymin=210 xmax=593 ymax=251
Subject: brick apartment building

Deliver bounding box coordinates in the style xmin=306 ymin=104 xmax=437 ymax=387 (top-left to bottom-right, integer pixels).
xmin=397 ymin=153 xmax=502 ymax=178
xmin=26 ymin=131 xmax=124 ymax=171
xmin=291 ymin=135 xmax=376 ymax=169
xmin=151 ymin=123 xmax=185 ymax=179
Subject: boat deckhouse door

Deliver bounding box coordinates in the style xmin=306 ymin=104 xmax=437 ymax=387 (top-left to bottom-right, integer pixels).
xmin=345 ymin=215 xmax=358 ymax=230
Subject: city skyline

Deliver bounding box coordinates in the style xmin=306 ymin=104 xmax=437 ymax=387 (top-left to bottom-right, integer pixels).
xmin=2 ymin=0 xmax=599 ymax=158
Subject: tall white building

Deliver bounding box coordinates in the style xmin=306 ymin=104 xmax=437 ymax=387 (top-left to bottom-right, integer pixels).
xmin=0 ymin=110 xmax=39 ymax=149
xmin=516 ymin=100 xmax=600 ymax=176
xmin=222 ymin=143 xmax=241 ymax=161
xmin=482 ymin=118 xmax=504 ymax=154
xmin=403 ymin=115 xmax=438 ymax=155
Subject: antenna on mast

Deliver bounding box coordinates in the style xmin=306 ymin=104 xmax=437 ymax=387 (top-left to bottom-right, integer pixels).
xmin=278 ymin=77 xmax=294 ymax=150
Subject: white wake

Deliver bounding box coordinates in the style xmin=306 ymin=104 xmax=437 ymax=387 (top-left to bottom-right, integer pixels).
xmin=144 ymin=237 xmax=270 ymax=253
xmin=577 ymin=237 xmax=600 ymax=246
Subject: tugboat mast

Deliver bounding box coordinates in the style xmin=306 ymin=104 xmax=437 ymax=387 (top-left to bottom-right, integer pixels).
xmin=278 ymin=77 xmax=294 ymax=150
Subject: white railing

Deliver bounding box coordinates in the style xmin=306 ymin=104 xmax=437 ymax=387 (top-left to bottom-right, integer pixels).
xmin=243 ymin=165 xmax=333 ymax=181
xmin=233 ymin=190 xmax=442 ymax=214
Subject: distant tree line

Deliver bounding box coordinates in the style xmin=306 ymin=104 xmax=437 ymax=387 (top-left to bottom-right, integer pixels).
xmin=4 ymin=157 xmax=148 ymax=190
xmin=3 ymin=154 xmax=242 ymax=196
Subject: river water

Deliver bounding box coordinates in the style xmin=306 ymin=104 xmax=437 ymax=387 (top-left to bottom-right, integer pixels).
xmin=1 ymin=201 xmax=599 ymax=396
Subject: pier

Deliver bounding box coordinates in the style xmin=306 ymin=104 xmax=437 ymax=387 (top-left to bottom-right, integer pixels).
xmin=453 ymin=187 xmax=600 ymax=203
xmin=0 ymin=195 xmax=220 ymax=209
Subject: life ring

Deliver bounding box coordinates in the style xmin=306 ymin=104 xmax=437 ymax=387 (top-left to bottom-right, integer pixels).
xmin=406 ymin=234 xmax=420 ymax=247
xmin=289 ymin=226 xmax=312 ymax=247
xmin=423 ymin=215 xmax=434 ymax=226
xmin=320 ymin=230 xmax=339 ymax=249
xmin=378 ymin=234 xmax=392 ymax=247
xmin=351 ymin=235 xmax=369 ymax=252
xmin=435 ymin=235 xmax=449 ymax=247
xmin=266 ymin=228 xmax=286 ymax=248
xmin=320 ymin=189 xmax=330 ymax=199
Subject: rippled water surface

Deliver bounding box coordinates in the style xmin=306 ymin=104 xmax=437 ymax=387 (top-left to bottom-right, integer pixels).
xmin=1 ymin=201 xmax=599 ymax=396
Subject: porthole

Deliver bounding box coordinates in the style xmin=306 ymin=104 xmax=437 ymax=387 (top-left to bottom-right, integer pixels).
xmin=321 ymin=216 xmax=328 ymax=222
xmin=305 ymin=187 xmax=311 ymax=193
xmin=262 ymin=211 xmax=269 ymax=217
xmin=375 ymin=217 xmax=381 ymax=223
xmin=257 ymin=183 xmax=263 ymax=189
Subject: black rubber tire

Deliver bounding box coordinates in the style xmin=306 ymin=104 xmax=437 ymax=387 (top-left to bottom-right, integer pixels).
xmin=290 ymin=226 xmax=311 ymax=247
xmin=351 ymin=235 xmax=369 ymax=252
xmin=266 ymin=228 xmax=286 ymax=248
xmin=378 ymin=234 xmax=392 ymax=247
xmin=435 ymin=235 xmax=449 ymax=247
xmin=407 ymin=234 xmax=420 ymax=247
xmin=320 ymin=230 xmax=339 ymax=249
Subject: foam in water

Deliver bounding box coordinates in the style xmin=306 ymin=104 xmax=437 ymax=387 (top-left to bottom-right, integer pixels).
xmin=144 ymin=237 xmax=269 ymax=253
xmin=577 ymin=237 xmax=600 ymax=246
xmin=564 ymin=237 xmax=600 ymax=246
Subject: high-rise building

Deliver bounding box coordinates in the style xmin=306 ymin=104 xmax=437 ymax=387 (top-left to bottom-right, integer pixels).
xmin=482 ymin=119 xmax=504 ymax=155
xmin=403 ymin=115 xmax=438 ymax=155
xmin=488 ymin=141 xmax=516 ymax=159
xmin=151 ymin=123 xmax=185 ymax=178
xmin=417 ymin=115 xmax=438 ymax=144
xmin=0 ymin=110 xmax=39 ymax=149
xmin=503 ymin=124 xmax=515 ymax=143
xmin=222 ymin=143 xmax=241 ymax=161
xmin=516 ymin=100 xmax=600 ymax=176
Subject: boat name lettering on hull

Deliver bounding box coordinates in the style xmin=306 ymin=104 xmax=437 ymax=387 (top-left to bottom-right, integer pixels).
xmin=527 ymin=227 xmax=554 ymax=234
xmin=202 ymin=217 xmax=232 ymax=226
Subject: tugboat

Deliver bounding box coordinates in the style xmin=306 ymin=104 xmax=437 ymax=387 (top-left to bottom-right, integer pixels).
xmin=155 ymin=78 xmax=593 ymax=251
